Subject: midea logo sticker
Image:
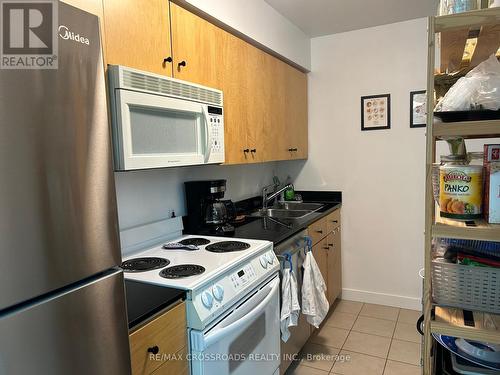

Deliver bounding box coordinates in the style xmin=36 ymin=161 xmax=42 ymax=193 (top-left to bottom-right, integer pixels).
xmin=0 ymin=0 xmax=58 ymax=69
xmin=58 ymin=25 xmax=90 ymax=45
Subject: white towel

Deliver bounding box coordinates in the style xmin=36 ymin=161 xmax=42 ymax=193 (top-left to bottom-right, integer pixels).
xmin=280 ymin=267 xmax=301 ymax=342
xmin=301 ymin=251 xmax=329 ymax=328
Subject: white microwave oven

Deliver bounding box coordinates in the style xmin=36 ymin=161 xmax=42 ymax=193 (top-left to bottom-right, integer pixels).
xmin=108 ymin=65 xmax=224 ymax=170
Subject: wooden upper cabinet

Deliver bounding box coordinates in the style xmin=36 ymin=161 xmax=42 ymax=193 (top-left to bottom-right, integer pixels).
xmin=258 ymin=55 xmax=287 ymax=162
xmin=100 ymin=1 xmax=308 ymax=164
xmin=221 ymin=35 xmax=252 ymax=164
xmin=285 ymin=64 xmax=308 ymax=159
xmin=62 ymin=0 xmax=103 ymax=17
xmin=103 ymin=0 xmax=172 ymax=76
xmin=170 ymin=3 xmax=224 ymax=89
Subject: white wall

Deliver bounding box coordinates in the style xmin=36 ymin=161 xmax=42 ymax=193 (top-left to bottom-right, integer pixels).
xmin=114 ymin=162 xmax=298 ymax=230
xmin=183 ymin=0 xmax=311 ymax=70
xmin=285 ymin=18 xmax=430 ymax=309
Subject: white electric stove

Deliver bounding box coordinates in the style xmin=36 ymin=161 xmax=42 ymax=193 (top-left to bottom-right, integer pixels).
xmin=122 ymin=231 xmax=281 ymax=375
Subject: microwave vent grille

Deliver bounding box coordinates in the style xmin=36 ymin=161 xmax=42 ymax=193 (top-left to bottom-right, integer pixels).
xmin=122 ymin=70 xmax=222 ymax=106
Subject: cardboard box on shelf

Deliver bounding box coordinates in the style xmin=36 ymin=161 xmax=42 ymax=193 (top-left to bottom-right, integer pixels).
xmin=487 ymin=163 xmax=500 ymax=224
xmin=484 ymin=145 xmax=500 ymax=223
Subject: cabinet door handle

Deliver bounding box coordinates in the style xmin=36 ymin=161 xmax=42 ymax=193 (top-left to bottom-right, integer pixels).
xmin=331 ymin=220 xmax=338 ymax=223
xmin=178 ymin=60 xmax=187 ymax=68
xmin=328 ymin=243 xmax=334 ymax=247
xmin=147 ymin=346 xmax=159 ymax=355
xmin=243 ymin=149 xmax=249 ymax=153
xmin=288 ymin=148 xmax=298 ymax=152
xmin=250 ymin=149 xmax=256 ymax=153
xmin=316 ymin=229 xmax=323 ymax=234
xmin=163 ymin=56 xmax=172 ymax=64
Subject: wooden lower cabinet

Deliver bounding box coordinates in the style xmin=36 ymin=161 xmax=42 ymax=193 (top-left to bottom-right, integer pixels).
xmin=327 ymin=228 xmax=342 ymax=305
xmin=308 ymin=209 xmax=342 ymax=306
xmin=308 ymin=216 xmax=328 ymax=246
xmin=150 ymin=347 xmax=188 ymax=375
xmin=129 ymin=301 xmax=187 ymax=375
xmin=326 ymin=209 xmax=341 ymax=234
xmin=313 ymin=237 xmax=329 ymax=289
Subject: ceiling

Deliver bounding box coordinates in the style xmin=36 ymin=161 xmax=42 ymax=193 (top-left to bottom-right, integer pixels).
xmin=265 ymin=0 xmax=438 ymax=37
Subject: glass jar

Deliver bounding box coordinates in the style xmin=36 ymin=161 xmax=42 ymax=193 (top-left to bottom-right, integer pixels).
xmin=432 ymin=155 xmax=468 ymax=205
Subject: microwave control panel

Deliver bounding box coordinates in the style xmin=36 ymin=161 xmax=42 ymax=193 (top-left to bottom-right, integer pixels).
xmin=208 ymin=106 xmax=224 ymax=161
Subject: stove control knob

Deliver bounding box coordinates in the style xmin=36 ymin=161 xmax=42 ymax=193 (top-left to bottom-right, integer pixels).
xmin=266 ymin=252 xmax=274 ymax=265
xmin=260 ymin=255 xmax=268 ymax=269
xmin=212 ymin=284 xmax=224 ymax=301
xmin=201 ymin=291 xmax=213 ymax=309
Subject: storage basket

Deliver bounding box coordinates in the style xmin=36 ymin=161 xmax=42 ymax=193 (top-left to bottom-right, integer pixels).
xmin=432 ymin=259 xmax=500 ymax=313
xmin=439 ymin=238 xmax=500 ymax=259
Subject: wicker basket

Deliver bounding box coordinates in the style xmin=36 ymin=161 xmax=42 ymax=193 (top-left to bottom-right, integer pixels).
xmin=432 ymin=259 xmax=500 ymax=314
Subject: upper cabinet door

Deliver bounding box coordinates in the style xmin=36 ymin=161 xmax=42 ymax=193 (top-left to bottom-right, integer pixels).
xmin=170 ymin=3 xmax=223 ymax=89
xmin=103 ymin=0 xmax=172 ymax=76
xmin=62 ymin=0 xmax=103 ymax=17
xmin=221 ymin=34 xmax=251 ymax=164
xmin=285 ymin=65 xmax=308 ymax=159
xmin=170 ymin=3 xmax=250 ymax=164
xmin=261 ymin=57 xmax=287 ymax=162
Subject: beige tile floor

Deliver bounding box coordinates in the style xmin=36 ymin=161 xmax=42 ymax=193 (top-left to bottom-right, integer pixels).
xmin=286 ymin=300 xmax=422 ymax=375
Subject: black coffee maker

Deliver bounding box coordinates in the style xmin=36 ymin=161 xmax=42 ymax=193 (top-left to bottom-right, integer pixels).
xmin=184 ymin=180 xmax=236 ymax=235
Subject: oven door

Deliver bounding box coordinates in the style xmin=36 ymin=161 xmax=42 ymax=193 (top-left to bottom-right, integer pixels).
xmin=112 ymin=89 xmax=211 ymax=170
xmin=190 ymin=275 xmax=280 ymax=375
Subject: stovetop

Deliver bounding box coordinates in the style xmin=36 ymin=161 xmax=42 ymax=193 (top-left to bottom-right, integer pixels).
xmin=121 ymin=234 xmax=272 ymax=290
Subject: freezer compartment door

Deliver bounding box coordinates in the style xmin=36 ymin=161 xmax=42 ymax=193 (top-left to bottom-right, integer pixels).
xmin=0 ymin=270 xmax=131 ymax=375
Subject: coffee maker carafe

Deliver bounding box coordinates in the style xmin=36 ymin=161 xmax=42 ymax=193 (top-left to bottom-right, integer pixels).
xmin=184 ymin=180 xmax=235 ymax=235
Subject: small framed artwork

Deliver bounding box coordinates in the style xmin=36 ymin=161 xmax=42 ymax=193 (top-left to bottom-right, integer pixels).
xmin=361 ymin=94 xmax=390 ymax=131
xmin=410 ymin=90 xmax=427 ymax=128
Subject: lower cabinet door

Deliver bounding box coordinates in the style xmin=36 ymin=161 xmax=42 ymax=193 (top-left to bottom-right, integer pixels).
xmin=150 ymin=347 xmax=188 ymax=375
xmin=129 ymin=302 xmax=187 ymax=375
xmin=313 ymin=238 xmax=329 ymax=295
xmin=327 ymin=229 xmax=342 ymax=304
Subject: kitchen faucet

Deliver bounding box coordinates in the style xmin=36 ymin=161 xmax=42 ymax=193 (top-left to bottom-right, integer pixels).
xmin=262 ymin=183 xmax=293 ymax=210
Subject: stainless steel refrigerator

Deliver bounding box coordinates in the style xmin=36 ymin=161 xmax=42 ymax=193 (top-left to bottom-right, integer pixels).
xmin=0 ymin=2 xmax=131 ymax=374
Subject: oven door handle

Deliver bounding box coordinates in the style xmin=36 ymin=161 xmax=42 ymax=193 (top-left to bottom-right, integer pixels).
xmin=203 ymin=276 xmax=279 ymax=348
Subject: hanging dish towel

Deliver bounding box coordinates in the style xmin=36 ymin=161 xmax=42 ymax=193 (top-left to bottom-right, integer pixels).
xmin=302 ymin=251 xmax=329 ymax=328
xmin=280 ymin=267 xmax=301 ymax=342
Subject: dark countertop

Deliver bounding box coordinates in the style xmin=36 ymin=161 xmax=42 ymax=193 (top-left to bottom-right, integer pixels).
xmin=125 ymin=279 xmax=185 ymax=330
xmin=224 ymin=191 xmax=342 ymax=245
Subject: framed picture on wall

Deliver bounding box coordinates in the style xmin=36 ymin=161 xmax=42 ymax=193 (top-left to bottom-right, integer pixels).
xmin=410 ymin=90 xmax=427 ymax=128
xmin=361 ymin=94 xmax=390 ymax=131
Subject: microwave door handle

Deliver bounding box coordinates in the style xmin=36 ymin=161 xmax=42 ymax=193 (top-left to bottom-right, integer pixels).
xmin=202 ymin=106 xmax=212 ymax=163
xmin=203 ymin=277 xmax=279 ymax=348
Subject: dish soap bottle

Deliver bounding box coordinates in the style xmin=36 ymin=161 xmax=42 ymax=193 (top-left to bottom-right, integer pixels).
xmin=284 ymin=184 xmax=295 ymax=201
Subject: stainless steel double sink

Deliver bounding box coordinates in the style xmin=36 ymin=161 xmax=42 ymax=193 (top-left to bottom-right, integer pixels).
xmin=250 ymin=202 xmax=324 ymax=220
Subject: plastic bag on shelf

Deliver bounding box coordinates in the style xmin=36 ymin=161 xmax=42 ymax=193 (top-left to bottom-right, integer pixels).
xmin=435 ymin=54 xmax=500 ymax=112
